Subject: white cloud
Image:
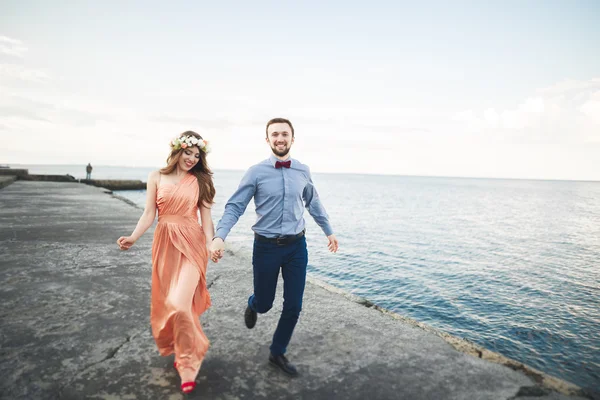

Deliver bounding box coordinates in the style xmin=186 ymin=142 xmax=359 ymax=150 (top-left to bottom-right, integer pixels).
xmin=453 ymin=109 xmax=477 ymax=124
xmin=580 ymin=90 xmax=600 ymax=124
xmin=538 ymin=78 xmax=600 ymax=95
xmin=0 ymin=37 xmax=50 ymax=86
xmin=519 ymin=97 xmax=544 ymax=113
xmin=1 ymin=65 xmax=599 ymax=179
xmin=483 ymin=108 xmax=500 ymax=127
xmin=452 ymin=78 xmax=600 ymax=144
xmin=0 ymin=64 xmax=49 ymax=82
xmin=0 ymin=36 xmax=27 ymax=58
xmin=0 ymin=94 xmax=118 ymax=128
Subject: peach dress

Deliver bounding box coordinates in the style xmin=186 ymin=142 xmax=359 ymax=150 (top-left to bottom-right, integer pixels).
xmin=151 ymin=173 xmax=211 ymax=380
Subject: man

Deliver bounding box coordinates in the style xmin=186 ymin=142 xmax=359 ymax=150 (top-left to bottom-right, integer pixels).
xmin=86 ymin=163 xmax=93 ymax=180
xmin=210 ymin=117 xmax=338 ymax=376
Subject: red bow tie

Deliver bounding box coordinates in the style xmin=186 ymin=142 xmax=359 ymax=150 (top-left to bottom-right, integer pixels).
xmin=275 ymin=160 xmax=291 ymax=169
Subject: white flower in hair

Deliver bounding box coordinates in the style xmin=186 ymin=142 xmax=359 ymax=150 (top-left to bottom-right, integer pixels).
xmin=169 ymin=134 xmax=211 ymax=153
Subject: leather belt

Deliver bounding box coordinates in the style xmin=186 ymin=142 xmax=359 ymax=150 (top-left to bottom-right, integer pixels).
xmin=254 ymin=229 xmax=305 ymax=246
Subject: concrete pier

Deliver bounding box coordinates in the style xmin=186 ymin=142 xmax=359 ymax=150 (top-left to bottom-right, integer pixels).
xmin=80 ymin=179 xmax=146 ymax=190
xmin=0 ymin=181 xmax=593 ymax=399
xmin=0 ymin=176 xmax=16 ymax=189
xmin=0 ymin=167 xmax=145 ymax=189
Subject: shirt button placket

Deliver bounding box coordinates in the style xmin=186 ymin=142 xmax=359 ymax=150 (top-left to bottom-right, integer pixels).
xmin=281 ymin=168 xmax=287 ymax=236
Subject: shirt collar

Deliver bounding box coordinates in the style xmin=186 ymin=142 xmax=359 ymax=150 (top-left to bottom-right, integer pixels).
xmin=269 ymin=154 xmax=291 ymax=168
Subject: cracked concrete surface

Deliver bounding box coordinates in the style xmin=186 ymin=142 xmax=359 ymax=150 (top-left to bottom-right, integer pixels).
xmin=0 ymin=182 xmax=594 ymax=400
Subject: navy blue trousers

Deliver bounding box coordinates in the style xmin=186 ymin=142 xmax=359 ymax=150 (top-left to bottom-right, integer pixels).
xmin=248 ymin=236 xmax=308 ymax=356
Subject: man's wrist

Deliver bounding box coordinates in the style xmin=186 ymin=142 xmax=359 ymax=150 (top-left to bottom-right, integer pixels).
xmin=212 ymin=236 xmax=224 ymax=242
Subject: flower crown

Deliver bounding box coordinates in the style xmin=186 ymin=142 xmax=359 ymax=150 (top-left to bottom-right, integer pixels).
xmin=170 ymin=135 xmax=211 ymax=153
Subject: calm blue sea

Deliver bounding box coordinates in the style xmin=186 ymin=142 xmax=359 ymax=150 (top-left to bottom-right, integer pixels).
xmin=13 ymin=164 xmax=600 ymax=391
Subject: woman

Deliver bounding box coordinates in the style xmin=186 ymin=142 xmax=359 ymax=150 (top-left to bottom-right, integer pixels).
xmin=117 ymin=131 xmax=218 ymax=393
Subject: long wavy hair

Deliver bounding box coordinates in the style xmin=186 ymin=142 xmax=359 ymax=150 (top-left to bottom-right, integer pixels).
xmin=160 ymin=131 xmax=215 ymax=208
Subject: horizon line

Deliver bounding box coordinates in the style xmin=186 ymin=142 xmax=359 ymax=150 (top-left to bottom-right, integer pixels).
xmin=5 ymin=162 xmax=600 ymax=184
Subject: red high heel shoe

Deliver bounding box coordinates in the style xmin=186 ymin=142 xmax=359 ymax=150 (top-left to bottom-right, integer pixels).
xmin=175 ymin=362 xmax=197 ymax=393
xmin=181 ymin=381 xmax=196 ymax=393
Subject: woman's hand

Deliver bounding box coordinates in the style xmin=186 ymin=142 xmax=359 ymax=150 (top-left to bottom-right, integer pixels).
xmin=117 ymin=236 xmax=136 ymax=250
xmin=209 ymin=238 xmax=225 ymax=263
xmin=208 ymin=248 xmax=222 ymax=263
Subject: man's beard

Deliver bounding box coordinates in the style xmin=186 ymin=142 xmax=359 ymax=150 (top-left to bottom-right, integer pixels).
xmin=271 ymin=144 xmax=290 ymax=157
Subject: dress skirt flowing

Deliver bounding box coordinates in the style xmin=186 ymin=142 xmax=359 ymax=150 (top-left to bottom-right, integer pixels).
xmin=150 ymin=173 xmax=211 ymax=377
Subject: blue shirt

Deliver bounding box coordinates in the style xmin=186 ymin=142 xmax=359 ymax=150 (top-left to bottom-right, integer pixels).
xmin=215 ymin=155 xmax=334 ymax=240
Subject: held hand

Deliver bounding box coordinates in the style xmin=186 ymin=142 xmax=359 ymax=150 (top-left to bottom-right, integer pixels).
xmin=208 ymin=248 xmax=222 ymax=263
xmin=209 ymin=238 xmax=225 ymax=262
xmin=208 ymin=248 xmax=217 ymax=263
xmin=327 ymin=234 xmax=339 ymax=253
xmin=117 ymin=236 xmax=135 ymax=251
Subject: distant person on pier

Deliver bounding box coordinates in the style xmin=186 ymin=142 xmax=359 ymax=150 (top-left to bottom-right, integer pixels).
xmin=85 ymin=163 xmax=93 ymax=180
xmin=116 ymin=131 xmax=218 ymax=394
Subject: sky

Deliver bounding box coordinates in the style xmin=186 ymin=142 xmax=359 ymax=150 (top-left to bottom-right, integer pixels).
xmin=1 ymin=0 xmax=599 ymax=180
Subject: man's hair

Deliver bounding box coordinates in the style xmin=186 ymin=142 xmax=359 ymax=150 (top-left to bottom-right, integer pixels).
xmin=266 ymin=118 xmax=294 ymax=138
